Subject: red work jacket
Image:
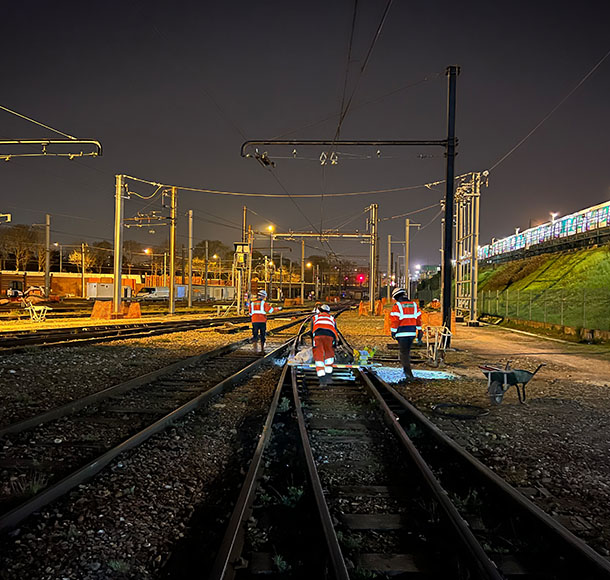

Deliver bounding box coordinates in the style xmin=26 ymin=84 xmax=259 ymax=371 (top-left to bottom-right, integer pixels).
xmin=249 ymin=299 xmax=274 ymax=323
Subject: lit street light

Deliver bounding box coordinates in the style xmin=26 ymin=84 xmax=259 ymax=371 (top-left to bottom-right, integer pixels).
xmin=268 ymin=225 xmax=275 ymax=297
xmin=54 ymin=242 xmax=63 ymax=272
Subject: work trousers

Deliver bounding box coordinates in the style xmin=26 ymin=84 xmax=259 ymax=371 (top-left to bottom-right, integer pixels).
xmin=313 ymin=334 xmax=335 ymax=378
xmin=397 ymin=336 xmax=415 ymax=379
xmin=252 ymin=322 xmax=267 ymax=345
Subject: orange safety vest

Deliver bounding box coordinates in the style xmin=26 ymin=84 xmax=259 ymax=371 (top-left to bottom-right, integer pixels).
xmin=249 ymin=299 xmax=274 ymax=323
xmin=312 ymin=313 xmax=338 ymax=338
xmin=390 ymin=300 xmax=422 ymax=338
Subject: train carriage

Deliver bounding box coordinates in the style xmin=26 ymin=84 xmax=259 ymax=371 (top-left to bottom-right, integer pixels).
xmin=478 ymin=199 xmax=610 ymax=260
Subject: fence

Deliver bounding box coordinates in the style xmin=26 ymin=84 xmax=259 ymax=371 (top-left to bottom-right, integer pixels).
xmin=478 ymin=287 xmax=610 ymax=332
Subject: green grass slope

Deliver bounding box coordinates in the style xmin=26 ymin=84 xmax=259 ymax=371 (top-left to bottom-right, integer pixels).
xmin=479 ymin=246 xmax=610 ymax=293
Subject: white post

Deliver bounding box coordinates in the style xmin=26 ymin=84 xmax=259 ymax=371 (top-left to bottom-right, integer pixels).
xmin=112 ymin=175 xmax=124 ymax=313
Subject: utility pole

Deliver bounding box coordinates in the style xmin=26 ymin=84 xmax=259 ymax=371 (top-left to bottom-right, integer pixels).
xmin=247 ymin=226 xmax=253 ymax=294
xmin=315 ymin=264 xmax=320 ymax=299
xmin=300 ymin=239 xmax=305 ymax=304
xmin=168 ymin=187 xmax=177 ymax=315
xmin=279 ymin=252 xmax=283 ymax=300
xmin=368 ymin=204 xmax=378 ymax=312
xmin=405 ymin=219 xmax=410 ymax=297
xmin=44 ymin=213 xmax=50 ymax=298
xmin=188 ymin=209 xmax=193 ymax=308
xmin=387 ymin=234 xmax=391 ymax=301
xmin=403 ymin=219 xmax=420 ymax=298
xmin=81 ymin=243 xmax=86 ymax=298
xmin=442 ymin=65 xmax=459 ymax=334
xmin=204 ymin=240 xmax=209 ymax=300
xmin=112 ymin=174 xmax=124 ymax=314
xmin=181 ymin=244 xmax=185 ymax=284
xmin=242 ymin=205 xmax=247 ymax=243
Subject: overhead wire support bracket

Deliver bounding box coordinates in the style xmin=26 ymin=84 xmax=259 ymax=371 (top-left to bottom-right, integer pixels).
xmin=0 ymin=139 xmax=103 ymax=160
xmin=241 ymin=139 xmax=448 ymax=159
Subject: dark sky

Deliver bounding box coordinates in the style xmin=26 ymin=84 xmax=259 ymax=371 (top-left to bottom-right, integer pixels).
xmin=1 ymin=0 xmax=609 ymax=269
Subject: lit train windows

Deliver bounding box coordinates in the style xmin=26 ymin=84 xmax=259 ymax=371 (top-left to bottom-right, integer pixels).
xmin=597 ymin=205 xmax=608 ymax=228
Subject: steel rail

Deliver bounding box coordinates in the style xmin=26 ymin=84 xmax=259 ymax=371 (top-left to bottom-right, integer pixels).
xmin=367 ymin=370 xmax=610 ymax=578
xmin=0 ymin=310 xmax=311 ymax=353
xmin=0 ymin=316 xmax=308 ymax=437
xmin=290 ymin=369 xmax=351 ymax=579
xmin=357 ymin=369 xmax=504 ymax=579
xmin=208 ymin=359 xmax=291 ymax=579
xmin=0 ymin=338 xmax=295 ymax=534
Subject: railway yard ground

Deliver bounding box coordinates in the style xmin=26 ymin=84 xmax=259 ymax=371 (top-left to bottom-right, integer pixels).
xmin=1 ymin=307 xmax=609 ymax=578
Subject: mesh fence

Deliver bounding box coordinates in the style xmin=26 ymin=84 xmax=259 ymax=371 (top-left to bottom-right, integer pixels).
xmin=478 ymin=287 xmax=610 ymax=331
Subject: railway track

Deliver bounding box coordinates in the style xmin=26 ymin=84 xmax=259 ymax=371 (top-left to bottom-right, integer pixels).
xmin=210 ymin=329 xmax=610 ymax=579
xmin=0 ymin=317 xmax=306 ymax=534
xmin=0 ymin=309 xmax=310 ymax=354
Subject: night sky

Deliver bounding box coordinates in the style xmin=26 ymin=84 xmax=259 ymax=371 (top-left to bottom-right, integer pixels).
xmin=1 ymin=1 xmax=609 ymax=269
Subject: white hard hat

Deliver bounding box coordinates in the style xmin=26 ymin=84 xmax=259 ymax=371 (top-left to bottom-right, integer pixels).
xmin=319 ymin=303 xmax=331 ymax=312
xmin=257 ymin=290 xmax=267 ymax=298
xmin=392 ymin=288 xmax=407 ymax=299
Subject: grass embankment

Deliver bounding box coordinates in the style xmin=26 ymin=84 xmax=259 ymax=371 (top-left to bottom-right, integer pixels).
xmin=478 ymin=246 xmax=610 ymax=334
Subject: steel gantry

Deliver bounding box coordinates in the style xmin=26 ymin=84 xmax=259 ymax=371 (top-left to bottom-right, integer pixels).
xmin=269 ymin=203 xmax=378 ymax=311
xmin=454 ymin=171 xmax=487 ymax=323
xmin=113 ymin=176 xmax=178 ymax=315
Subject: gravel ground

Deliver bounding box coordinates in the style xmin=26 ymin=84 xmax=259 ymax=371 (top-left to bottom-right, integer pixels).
xmin=0 ymin=361 xmax=284 ymax=579
xmin=1 ymin=310 xmax=609 ymax=577
xmin=339 ymin=310 xmax=610 ymax=558
xmin=0 ymin=319 xmax=288 ymax=428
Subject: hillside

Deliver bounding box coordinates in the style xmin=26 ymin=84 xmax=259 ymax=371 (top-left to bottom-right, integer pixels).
xmin=478 ymin=246 xmax=610 ymax=293
xmin=478 ymin=246 xmax=610 ymax=334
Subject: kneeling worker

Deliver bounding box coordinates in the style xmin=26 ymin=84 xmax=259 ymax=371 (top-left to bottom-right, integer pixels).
xmin=390 ymin=288 xmax=422 ymax=381
xmin=249 ymin=289 xmax=276 ymax=352
xmin=312 ymin=304 xmax=338 ymax=382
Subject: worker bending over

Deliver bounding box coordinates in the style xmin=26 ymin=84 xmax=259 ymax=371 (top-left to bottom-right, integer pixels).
xmin=249 ymin=290 xmax=275 ymax=352
xmin=390 ymin=288 xmax=422 ymax=381
xmin=312 ymin=304 xmax=338 ymax=383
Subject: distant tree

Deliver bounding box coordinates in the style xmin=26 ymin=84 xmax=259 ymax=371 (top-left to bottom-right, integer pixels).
xmin=90 ymin=241 xmax=112 ymax=273
xmin=123 ymin=240 xmax=143 ymax=269
xmin=68 ymin=245 xmax=97 ymax=273
xmin=0 ymin=228 xmax=8 ymax=269
xmin=194 ymin=239 xmax=231 ymax=259
xmin=4 ymin=224 xmax=39 ymax=271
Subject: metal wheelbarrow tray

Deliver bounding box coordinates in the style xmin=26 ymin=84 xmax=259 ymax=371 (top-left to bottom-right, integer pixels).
xmin=480 ymin=362 xmax=545 ymax=404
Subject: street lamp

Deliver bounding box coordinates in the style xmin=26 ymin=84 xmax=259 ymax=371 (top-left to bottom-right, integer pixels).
xmin=54 ymin=242 xmax=63 ymax=273
xmin=268 ymin=225 xmax=275 ymax=297
xmin=212 ymin=254 xmax=221 ymax=281
xmin=144 ymin=248 xmax=153 ymax=275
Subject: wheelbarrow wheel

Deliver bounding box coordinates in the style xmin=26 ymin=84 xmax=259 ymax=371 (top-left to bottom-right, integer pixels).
xmin=488 ymin=380 xmax=505 ymax=405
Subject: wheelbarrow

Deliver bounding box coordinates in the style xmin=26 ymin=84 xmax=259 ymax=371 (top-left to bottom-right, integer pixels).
xmin=480 ymin=362 xmax=545 ymax=404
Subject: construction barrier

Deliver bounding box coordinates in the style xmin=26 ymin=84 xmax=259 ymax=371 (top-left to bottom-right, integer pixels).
xmin=358 ymin=301 xmax=370 ymax=316
xmin=126 ymin=302 xmax=141 ymax=318
xmin=383 ymin=311 xmax=392 ymax=335
xmin=91 ymin=300 xmax=112 ymax=319
xmin=422 ymin=310 xmax=456 ymax=334
xmin=374 ymin=300 xmax=384 ymax=316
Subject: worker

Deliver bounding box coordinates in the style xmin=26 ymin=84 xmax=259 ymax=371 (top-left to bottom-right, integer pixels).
xmin=390 ymin=288 xmax=422 ymax=381
xmin=249 ymin=289 xmax=276 ymax=352
xmin=312 ymin=303 xmax=338 ymax=383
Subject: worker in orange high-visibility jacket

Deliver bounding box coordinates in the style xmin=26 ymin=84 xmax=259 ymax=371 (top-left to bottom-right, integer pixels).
xmin=312 ymin=304 xmax=338 ymax=383
xmin=390 ymin=288 xmax=422 ymax=381
xmin=249 ymin=290 xmax=277 ymax=352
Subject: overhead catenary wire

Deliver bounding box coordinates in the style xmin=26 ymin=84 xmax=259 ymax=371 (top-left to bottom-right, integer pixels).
xmin=382 ymin=202 xmax=441 ymax=221
xmin=270 ymin=72 xmax=443 ymax=141
xmin=122 ymin=174 xmax=438 ymax=198
xmin=488 ymin=46 xmax=610 ymax=172
xmin=0 ymin=104 xmax=77 ymax=140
